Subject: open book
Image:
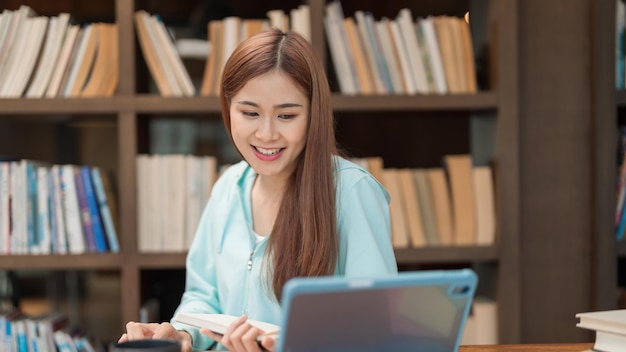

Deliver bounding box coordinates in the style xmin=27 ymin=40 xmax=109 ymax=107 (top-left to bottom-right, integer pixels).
xmin=174 ymin=312 xmax=279 ymax=337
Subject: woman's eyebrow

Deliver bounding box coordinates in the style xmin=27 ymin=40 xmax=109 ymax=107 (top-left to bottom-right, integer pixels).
xmin=236 ymin=101 xmax=304 ymax=109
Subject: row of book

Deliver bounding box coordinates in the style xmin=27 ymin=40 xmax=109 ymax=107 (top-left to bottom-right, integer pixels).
xmin=136 ymin=154 xmax=218 ymax=252
xmin=325 ymin=1 xmax=477 ymax=96
xmin=0 ymin=161 xmax=119 ymax=255
xmin=1 ymin=310 xmax=101 ymax=352
xmin=355 ymin=154 xmax=496 ymax=249
xmin=136 ymin=4 xmax=311 ymax=98
xmin=198 ymin=5 xmax=311 ymax=97
xmin=0 ymin=5 xmax=119 ymax=98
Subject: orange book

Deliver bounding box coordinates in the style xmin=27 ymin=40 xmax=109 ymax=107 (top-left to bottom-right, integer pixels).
xmin=397 ymin=169 xmax=426 ymax=247
xmin=434 ymin=16 xmax=461 ymax=93
xmin=343 ymin=17 xmax=374 ymax=95
xmin=426 ymin=168 xmax=454 ymax=246
xmin=381 ymin=169 xmax=410 ymax=249
xmin=134 ymin=10 xmax=172 ymax=96
xmin=69 ymin=24 xmax=98 ymax=97
xmin=457 ymin=17 xmax=477 ymax=93
xmin=200 ymin=20 xmax=223 ymax=96
xmin=444 ymin=154 xmax=476 ymax=245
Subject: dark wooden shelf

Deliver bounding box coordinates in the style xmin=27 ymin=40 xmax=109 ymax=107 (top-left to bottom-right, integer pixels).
xmin=0 ymin=92 xmax=497 ymax=116
xmin=394 ymin=246 xmax=499 ymax=264
xmin=130 ymin=253 xmax=187 ymax=268
xmin=134 ymin=95 xmax=221 ymax=113
xmin=618 ymin=240 xmax=626 ymax=257
xmin=331 ymin=91 xmax=497 ymax=111
xmin=617 ymin=90 xmax=626 ymax=106
xmin=0 ymin=253 xmax=122 ymax=269
xmin=0 ymin=98 xmax=122 ymax=114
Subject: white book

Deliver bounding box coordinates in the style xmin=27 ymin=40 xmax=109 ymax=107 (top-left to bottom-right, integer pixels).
xmin=0 ymin=6 xmax=34 ymax=94
xmin=323 ymin=2 xmax=357 ymax=95
xmin=27 ymin=13 xmax=71 ymax=98
xmin=419 ymin=17 xmax=447 ymax=94
xmin=175 ymin=312 xmax=279 ymax=336
xmin=51 ymin=165 xmax=68 ymax=254
xmin=203 ymin=156 xmax=218 ymax=202
xmin=185 ymin=156 xmax=202 ymax=249
xmin=61 ymin=165 xmax=85 ymax=254
xmin=0 ymin=17 xmax=35 ymax=97
xmin=164 ymin=155 xmax=185 ymax=252
xmin=136 ymin=155 xmax=150 ymax=252
xmin=0 ymin=163 xmax=9 ymax=254
xmin=290 ymin=4 xmax=311 ymax=42
xmin=61 ymin=24 xmax=92 ymax=97
xmin=150 ymin=15 xmax=195 ymax=97
xmin=397 ymin=8 xmax=429 ymax=93
xmin=389 ymin=19 xmax=416 ymax=94
xmin=36 ymin=166 xmax=51 ymax=254
xmin=577 ymin=309 xmax=626 ymax=352
xmin=375 ymin=18 xmax=404 ymax=94
xmin=10 ymin=162 xmax=27 ymax=254
xmin=12 ymin=16 xmax=48 ymax=97
xmin=266 ymin=9 xmax=288 ymax=32
xmin=0 ymin=10 xmax=14 ymax=65
xmin=46 ymin=24 xmax=80 ymax=98
xmin=149 ymin=155 xmax=164 ymax=252
xmin=221 ymin=16 xmax=241 ymax=68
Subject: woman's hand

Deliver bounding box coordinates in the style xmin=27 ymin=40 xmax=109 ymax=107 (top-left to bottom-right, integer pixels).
xmin=201 ymin=315 xmax=276 ymax=352
xmin=119 ymin=322 xmax=193 ymax=352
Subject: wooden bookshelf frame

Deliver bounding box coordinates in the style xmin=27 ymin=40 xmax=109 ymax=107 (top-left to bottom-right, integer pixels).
xmin=0 ymin=0 xmax=523 ymax=344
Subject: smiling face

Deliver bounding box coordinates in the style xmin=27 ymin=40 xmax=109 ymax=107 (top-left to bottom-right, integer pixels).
xmin=229 ymin=69 xmax=309 ymax=181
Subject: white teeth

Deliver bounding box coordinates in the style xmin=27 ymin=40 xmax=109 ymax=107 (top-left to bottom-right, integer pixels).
xmin=255 ymin=147 xmax=281 ymax=156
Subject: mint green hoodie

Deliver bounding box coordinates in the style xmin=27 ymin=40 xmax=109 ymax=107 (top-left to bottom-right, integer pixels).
xmin=171 ymin=156 xmax=397 ymax=350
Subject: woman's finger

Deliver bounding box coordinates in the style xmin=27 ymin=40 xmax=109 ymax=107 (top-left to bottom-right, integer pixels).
xmin=241 ymin=326 xmax=263 ymax=352
xmin=222 ymin=315 xmax=247 ymax=350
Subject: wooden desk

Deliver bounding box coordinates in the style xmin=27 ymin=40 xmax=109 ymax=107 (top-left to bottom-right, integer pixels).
xmin=459 ymin=343 xmax=593 ymax=351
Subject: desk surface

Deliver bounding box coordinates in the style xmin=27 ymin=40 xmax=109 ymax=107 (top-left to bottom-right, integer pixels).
xmin=459 ymin=343 xmax=593 ymax=351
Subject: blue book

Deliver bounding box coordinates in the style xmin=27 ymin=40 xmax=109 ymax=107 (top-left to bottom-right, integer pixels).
xmin=81 ymin=166 xmax=107 ymax=252
xmin=47 ymin=170 xmax=58 ymax=253
xmin=25 ymin=161 xmax=43 ymax=254
xmin=73 ymin=167 xmax=96 ymax=252
xmin=90 ymin=167 xmax=119 ymax=252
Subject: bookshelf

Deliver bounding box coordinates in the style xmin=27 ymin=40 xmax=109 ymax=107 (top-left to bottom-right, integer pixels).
xmin=0 ymin=0 xmax=526 ymax=345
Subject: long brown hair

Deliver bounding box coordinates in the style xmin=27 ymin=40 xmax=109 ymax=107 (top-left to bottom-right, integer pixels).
xmin=220 ymin=29 xmax=338 ymax=301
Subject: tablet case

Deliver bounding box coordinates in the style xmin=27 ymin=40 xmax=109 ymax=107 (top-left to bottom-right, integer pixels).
xmin=277 ymin=268 xmax=478 ymax=352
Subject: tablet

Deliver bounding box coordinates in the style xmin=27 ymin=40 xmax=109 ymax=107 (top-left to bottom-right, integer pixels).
xmin=277 ymin=268 xmax=478 ymax=352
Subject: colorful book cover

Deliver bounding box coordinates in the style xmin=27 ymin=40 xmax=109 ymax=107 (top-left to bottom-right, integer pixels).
xmin=81 ymin=166 xmax=107 ymax=252
xmin=91 ymin=167 xmax=119 ymax=253
xmin=73 ymin=168 xmax=96 ymax=252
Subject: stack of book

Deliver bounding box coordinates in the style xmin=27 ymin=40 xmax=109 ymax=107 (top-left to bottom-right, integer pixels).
xmin=323 ymin=1 xmax=477 ymax=96
xmin=353 ymin=155 xmax=497 ymax=249
xmin=0 ymin=5 xmax=119 ymax=98
xmin=576 ymin=309 xmax=626 ymax=352
xmin=0 ymin=161 xmax=119 ymax=255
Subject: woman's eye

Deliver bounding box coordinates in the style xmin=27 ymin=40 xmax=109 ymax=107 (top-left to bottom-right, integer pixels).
xmin=278 ymin=114 xmax=296 ymax=120
xmin=242 ymin=111 xmax=258 ymax=117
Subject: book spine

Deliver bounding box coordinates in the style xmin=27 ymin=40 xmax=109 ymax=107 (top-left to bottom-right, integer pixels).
xmin=81 ymin=166 xmax=107 ymax=252
xmin=73 ymin=167 xmax=95 ymax=252
xmin=91 ymin=168 xmax=119 ymax=253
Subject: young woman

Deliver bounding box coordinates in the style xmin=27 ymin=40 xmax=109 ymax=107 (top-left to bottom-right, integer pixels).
xmin=119 ymin=29 xmax=397 ymax=352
